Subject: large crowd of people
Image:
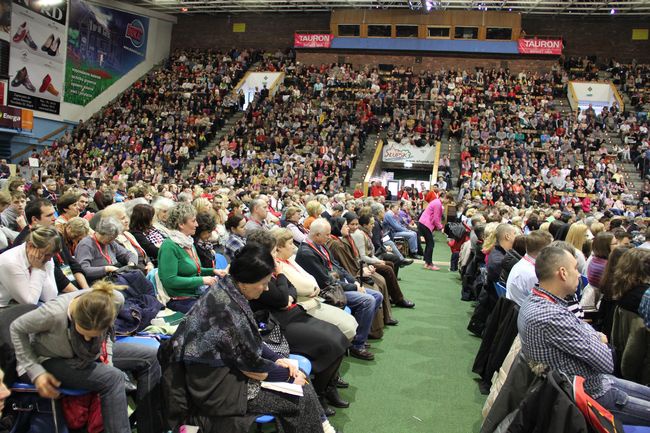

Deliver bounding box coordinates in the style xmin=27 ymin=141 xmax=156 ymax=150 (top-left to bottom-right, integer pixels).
xmin=456 ymin=198 xmax=650 ymax=427
xmin=0 ymin=47 xmax=648 ymax=433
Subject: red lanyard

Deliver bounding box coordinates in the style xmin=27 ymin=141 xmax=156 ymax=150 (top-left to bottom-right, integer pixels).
xmin=277 ymin=258 xmax=300 ymax=273
xmin=533 ymin=288 xmax=557 ymax=304
xmin=55 ymin=253 xmax=64 ymax=265
xmin=93 ymin=235 xmax=112 ymax=264
xmin=306 ymin=240 xmax=332 ymax=270
xmin=346 ymin=235 xmax=359 ymax=258
xmin=185 ymin=247 xmax=202 ymax=275
xmin=124 ymin=233 xmax=146 ymax=258
xmin=523 ymin=255 xmax=536 ymax=266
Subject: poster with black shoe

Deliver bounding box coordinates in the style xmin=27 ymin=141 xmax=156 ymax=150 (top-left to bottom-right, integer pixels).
xmin=8 ymin=0 xmax=67 ymax=114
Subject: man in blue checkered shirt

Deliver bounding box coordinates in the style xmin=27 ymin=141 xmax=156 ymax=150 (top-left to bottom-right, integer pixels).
xmin=518 ymin=245 xmax=650 ymax=426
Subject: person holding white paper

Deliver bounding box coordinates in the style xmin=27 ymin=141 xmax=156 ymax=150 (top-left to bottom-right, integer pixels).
xmin=162 ymin=243 xmax=337 ymax=433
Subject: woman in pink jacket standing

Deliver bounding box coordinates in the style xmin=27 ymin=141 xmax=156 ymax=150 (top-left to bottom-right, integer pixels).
xmin=418 ymin=191 xmax=445 ymax=270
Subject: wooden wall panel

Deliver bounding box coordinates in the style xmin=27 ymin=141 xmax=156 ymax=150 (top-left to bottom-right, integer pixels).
xmin=297 ymin=51 xmax=555 ymax=73
xmin=331 ymin=9 xmax=520 ymax=40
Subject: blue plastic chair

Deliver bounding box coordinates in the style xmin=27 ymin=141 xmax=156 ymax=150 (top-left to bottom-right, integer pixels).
xmin=10 ymin=382 xmax=88 ymax=432
xmin=116 ymin=335 xmax=161 ymax=349
xmin=11 ymin=382 xmax=88 ymax=396
xmin=344 ymin=306 xmax=351 ymax=315
xmin=255 ymin=354 xmax=312 ymax=430
xmin=576 ymin=274 xmax=588 ymax=300
xmin=494 ymin=282 xmax=507 ymax=298
xmin=214 ymin=253 xmax=228 ymax=270
xmin=624 ymin=426 xmax=650 ymax=433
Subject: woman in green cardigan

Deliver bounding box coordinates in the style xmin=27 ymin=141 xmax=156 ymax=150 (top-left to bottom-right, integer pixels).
xmin=158 ymin=202 xmax=223 ymax=313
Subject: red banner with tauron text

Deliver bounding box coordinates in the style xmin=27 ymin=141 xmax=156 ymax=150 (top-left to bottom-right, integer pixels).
xmin=518 ymin=38 xmax=563 ymax=55
xmin=294 ymin=33 xmax=333 ymax=48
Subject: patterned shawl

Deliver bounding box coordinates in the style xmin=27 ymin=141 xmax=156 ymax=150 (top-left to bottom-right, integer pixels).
xmin=171 ymin=275 xmax=276 ymax=373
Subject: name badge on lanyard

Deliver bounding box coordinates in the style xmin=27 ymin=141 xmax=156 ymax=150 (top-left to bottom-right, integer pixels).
xmin=60 ymin=265 xmax=75 ymax=282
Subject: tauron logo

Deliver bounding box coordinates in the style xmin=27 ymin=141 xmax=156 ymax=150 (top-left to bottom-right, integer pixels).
xmin=125 ymin=19 xmax=145 ymax=48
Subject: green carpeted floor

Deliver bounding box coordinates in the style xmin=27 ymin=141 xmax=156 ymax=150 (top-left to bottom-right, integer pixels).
xmin=332 ymin=233 xmax=485 ymax=433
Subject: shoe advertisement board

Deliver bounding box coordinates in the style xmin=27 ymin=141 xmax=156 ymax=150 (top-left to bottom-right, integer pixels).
xmin=8 ymin=0 xmax=67 ymax=114
xmin=64 ymin=0 xmax=149 ymax=106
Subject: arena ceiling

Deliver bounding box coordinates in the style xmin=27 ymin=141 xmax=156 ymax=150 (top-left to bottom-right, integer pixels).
xmin=132 ymin=0 xmax=650 ymax=15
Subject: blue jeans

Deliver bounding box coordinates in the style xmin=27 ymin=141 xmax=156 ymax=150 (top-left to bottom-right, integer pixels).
xmin=596 ymin=375 xmax=650 ymax=426
xmin=345 ymin=288 xmax=383 ymax=349
xmin=384 ymin=240 xmax=405 ymax=261
xmin=43 ymin=343 xmax=162 ymax=433
xmin=393 ymin=230 xmax=418 ymax=254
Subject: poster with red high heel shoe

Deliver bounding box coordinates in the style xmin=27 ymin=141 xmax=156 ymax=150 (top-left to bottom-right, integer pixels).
xmin=7 ymin=0 xmax=67 ymax=114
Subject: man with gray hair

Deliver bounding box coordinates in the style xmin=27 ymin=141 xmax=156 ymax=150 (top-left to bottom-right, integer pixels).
xmin=245 ymin=198 xmax=269 ymax=235
xmin=296 ymin=218 xmax=382 ymax=361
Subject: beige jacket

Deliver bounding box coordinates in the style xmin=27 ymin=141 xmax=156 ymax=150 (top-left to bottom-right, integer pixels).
xmin=276 ymin=257 xmax=321 ymax=311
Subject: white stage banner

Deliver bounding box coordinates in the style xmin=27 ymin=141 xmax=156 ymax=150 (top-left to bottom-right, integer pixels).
xmin=382 ymin=140 xmax=435 ymax=165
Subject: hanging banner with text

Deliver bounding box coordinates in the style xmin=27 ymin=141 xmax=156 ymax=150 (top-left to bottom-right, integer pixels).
xmin=8 ymin=0 xmax=67 ymax=114
xmin=517 ymin=38 xmax=563 ymax=55
xmin=382 ymin=140 xmax=435 ymax=166
xmin=64 ymin=0 xmax=149 ymax=106
xmin=294 ymin=33 xmax=333 ymax=48
xmin=0 ymin=105 xmax=33 ymax=130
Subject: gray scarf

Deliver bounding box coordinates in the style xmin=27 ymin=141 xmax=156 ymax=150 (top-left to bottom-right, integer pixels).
xmin=168 ymin=229 xmax=194 ymax=249
xmin=66 ymin=319 xmax=111 ymax=369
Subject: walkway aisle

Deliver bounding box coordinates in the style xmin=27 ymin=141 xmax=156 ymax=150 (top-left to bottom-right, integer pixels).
xmin=335 ymin=233 xmax=485 ymax=433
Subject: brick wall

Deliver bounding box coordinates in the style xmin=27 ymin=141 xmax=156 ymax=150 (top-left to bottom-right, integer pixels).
xmin=297 ymin=51 xmax=556 ymax=73
xmin=522 ymin=16 xmax=650 ymax=62
xmin=171 ymin=13 xmax=330 ymax=51
xmin=171 ymin=13 xmax=650 ymax=63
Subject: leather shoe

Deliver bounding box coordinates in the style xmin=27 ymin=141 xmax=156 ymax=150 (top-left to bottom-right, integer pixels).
xmin=349 ymin=347 xmax=375 ymax=360
xmin=399 ymin=258 xmax=414 ymax=267
xmin=410 ymin=254 xmax=423 ymax=260
xmin=325 ymin=386 xmax=350 ymax=408
xmin=386 ymin=318 xmax=399 ymax=326
xmin=395 ymin=299 xmax=415 ymax=308
xmin=335 ymin=376 xmax=349 ymax=389
xmin=319 ymin=396 xmax=336 ymax=416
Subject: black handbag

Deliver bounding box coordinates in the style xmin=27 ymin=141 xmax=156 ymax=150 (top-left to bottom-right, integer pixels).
xmin=254 ymin=310 xmax=290 ymax=358
xmin=320 ymin=283 xmax=347 ymax=309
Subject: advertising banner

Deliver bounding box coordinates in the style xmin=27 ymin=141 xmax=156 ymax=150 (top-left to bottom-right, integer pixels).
xmin=0 ymin=0 xmax=10 ymax=42
xmin=294 ymin=33 xmax=333 ymax=48
xmin=8 ymin=0 xmax=67 ymax=114
xmin=517 ymin=38 xmax=563 ymax=55
xmin=0 ymin=105 xmax=33 ymax=130
xmin=382 ymin=140 xmax=435 ymax=165
xmin=65 ymin=0 xmax=149 ymax=106
xmin=0 ymin=0 xmax=11 ymax=77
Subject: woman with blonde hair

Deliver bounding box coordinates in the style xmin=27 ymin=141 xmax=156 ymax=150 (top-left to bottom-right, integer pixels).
xmin=565 ymin=223 xmax=589 ymax=274
xmin=0 ymin=226 xmax=61 ymax=307
xmin=303 ymin=200 xmax=322 ymax=230
xmin=272 ymin=227 xmax=358 ymax=340
xmin=10 ymin=280 xmax=162 ymax=433
xmin=192 ymin=197 xmax=212 ymax=214
xmin=481 ymin=222 xmax=500 ymax=255
xmin=62 ymin=216 xmax=90 ymax=254
xmin=590 ymin=221 xmax=605 ymax=237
